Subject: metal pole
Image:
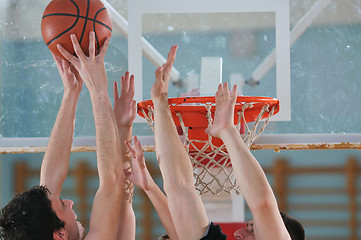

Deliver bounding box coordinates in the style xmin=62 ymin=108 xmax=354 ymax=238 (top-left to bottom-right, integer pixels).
xmin=100 ymin=0 xmax=181 ymax=84
xmin=247 ymin=0 xmax=332 ymax=86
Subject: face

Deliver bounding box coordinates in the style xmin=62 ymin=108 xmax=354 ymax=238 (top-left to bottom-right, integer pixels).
xmin=233 ymin=220 xmax=255 ymax=240
xmin=49 ymin=195 xmax=85 ymax=240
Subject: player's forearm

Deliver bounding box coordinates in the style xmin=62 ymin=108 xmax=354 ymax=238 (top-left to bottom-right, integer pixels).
xmin=117 ymin=125 xmax=135 ymax=202
xmin=116 ymin=129 xmax=136 ymax=240
xmin=40 ymin=90 xmax=79 ymax=194
xmin=219 ymin=127 xmax=276 ymax=211
xmin=154 ymin=106 xmax=179 ymax=145
xmin=116 ymin=204 xmax=136 ymax=240
xmin=91 ymin=91 xmax=124 ymax=187
xmin=117 ymin=126 xmax=133 ymax=165
xmin=145 ymin=181 xmax=179 ymax=240
xmin=153 ymin=103 xmax=194 ymax=186
xmin=153 ymin=103 xmax=189 ymax=163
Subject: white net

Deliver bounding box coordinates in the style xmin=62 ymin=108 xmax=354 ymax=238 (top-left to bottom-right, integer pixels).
xmin=140 ymin=102 xmax=276 ymax=195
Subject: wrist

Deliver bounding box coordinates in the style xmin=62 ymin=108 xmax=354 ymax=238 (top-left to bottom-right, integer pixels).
xmin=63 ymin=88 xmax=80 ymax=98
xmin=152 ymin=94 xmax=169 ymax=107
xmin=90 ymin=90 xmax=110 ymax=104
xmin=218 ymin=125 xmax=239 ymax=138
xmin=144 ymin=179 xmax=157 ymax=192
xmin=117 ymin=123 xmax=133 ymax=130
xmin=153 ymin=99 xmax=170 ymax=110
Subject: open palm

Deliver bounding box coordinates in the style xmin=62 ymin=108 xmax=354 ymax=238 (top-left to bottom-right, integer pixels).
xmin=113 ymin=72 xmax=136 ymax=128
xmin=206 ymin=83 xmax=238 ymax=138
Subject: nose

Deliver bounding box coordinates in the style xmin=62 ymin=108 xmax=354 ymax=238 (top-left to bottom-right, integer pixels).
xmin=247 ymin=221 xmax=254 ymax=232
xmin=64 ymin=199 xmax=74 ymax=208
xmin=233 ymin=229 xmax=243 ymax=239
xmin=234 ymin=233 xmax=242 ymax=239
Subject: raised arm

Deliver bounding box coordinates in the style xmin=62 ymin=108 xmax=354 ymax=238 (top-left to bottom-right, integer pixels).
xmin=40 ymin=53 xmax=82 ymax=196
xmin=58 ymin=32 xmax=124 ymax=240
xmin=113 ymin=72 xmax=137 ymax=240
xmin=151 ymin=45 xmax=209 ymax=240
xmin=206 ymin=83 xmax=290 ymax=240
xmin=125 ymin=136 xmax=179 ymax=240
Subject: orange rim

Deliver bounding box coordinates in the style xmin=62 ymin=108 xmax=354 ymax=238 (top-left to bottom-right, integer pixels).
xmin=138 ymin=96 xmax=280 ymax=125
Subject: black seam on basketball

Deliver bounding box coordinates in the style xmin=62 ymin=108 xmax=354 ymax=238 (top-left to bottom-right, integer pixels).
xmin=79 ymin=0 xmax=91 ymax=45
xmin=93 ymin=8 xmax=107 ymax=53
xmin=46 ymin=0 xmax=80 ymax=46
xmin=42 ymin=13 xmax=112 ymax=32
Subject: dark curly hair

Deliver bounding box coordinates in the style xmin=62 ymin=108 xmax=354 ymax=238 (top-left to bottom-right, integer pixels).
xmin=158 ymin=234 xmax=169 ymax=240
xmin=281 ymin=211 xmax=305 ymax=240
xmin=0 ymin=186 xmax=65 ymax=240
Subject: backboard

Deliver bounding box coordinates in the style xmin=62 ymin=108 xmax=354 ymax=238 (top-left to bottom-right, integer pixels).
xmin=0 ymin=0 xmax=360 ymax=150
xmin=127 ymin=0 xmax=361 ymax=149
xmin=0 ymin=0 xmax=361 ymax=229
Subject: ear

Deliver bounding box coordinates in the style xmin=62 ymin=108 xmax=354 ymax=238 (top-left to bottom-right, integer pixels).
xmin=53 ymin=228 xmax=68 ymax=240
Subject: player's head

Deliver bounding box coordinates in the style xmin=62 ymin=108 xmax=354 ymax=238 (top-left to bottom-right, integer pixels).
xmin=0 ymin=185 xmax=84 ymax=240
xmin=234 ymin=211 xmax=304 ymax=240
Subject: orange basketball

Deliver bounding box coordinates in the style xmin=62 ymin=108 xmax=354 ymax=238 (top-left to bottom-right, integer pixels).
xmin=41 ymin=0 xmax=112 ymax=60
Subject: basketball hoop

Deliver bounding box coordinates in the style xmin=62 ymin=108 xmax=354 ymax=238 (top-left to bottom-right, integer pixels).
xmin=138 ymin=96 xmax=279 ymax=195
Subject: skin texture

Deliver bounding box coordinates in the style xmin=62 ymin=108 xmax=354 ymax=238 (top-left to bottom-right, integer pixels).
xmin=151 ymin=45 xmax=209 ymax=240
xmin=206 ymin=83 xmax=291 ymax=240
xmin=113 ymin=72 xmax=137 ymax=240
xmin=40 ymin=52 xmax=84 ymax=240
xmin=137 ymin=46 xmax=292 ymax=240
xmin=125 ymin=136 xmax=179 ymax=240
xmin=56 ymin=31 xmax=124 ymax=240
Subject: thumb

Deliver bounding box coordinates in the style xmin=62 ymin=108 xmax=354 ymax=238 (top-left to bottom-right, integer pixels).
xmin=205 ymin=126 xmax=211 ymax=135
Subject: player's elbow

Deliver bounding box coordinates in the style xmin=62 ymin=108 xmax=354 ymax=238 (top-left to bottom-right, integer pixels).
xmin=100 ymin=168 xmax=124 ymax=190
xmin=163 ymin=178 xmax=195 ymax=196
xmin=250 ymin=191 xmax=278 ymax=214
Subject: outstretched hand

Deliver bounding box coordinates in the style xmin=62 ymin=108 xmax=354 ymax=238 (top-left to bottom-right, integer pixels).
xmin=151 ymin=45 xmax=178 ymax=103
xmin=205 ymin=83 xmax=238 ymax=138
xmin=57 ymin=31 xmax=110 ymax=95
xmin=113 ymin=71 xmax=137 ymax=129
xmin=125 ymin=136 xmax=154 ymax=191
xmin=52 ymin=52 xmax=83 ymax=95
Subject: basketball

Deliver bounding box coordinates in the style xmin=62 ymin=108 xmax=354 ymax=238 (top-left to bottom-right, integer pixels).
xmin=41 ymin=0 xmax=112 ymax=60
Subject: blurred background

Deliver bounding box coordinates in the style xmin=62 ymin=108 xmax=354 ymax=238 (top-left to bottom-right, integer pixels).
xmin=1 ymin=0 xmax=361 ymax=239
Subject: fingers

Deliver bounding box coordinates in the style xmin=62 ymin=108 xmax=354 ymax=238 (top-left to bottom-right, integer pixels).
xmin=204 ymin=126 xmax=210 ymax=135
xmin=129 ymin=74 xmax=135 ymax=97
xmin=216 ymin=83 xmax=228 ymax=102
xmin=154 ymin=66 xmax=164 ymax=90
xmin=230 ymin=84 xmax=238 ymax=103
xmin=131 ymin=100 xmax=137 ymax=112
xmin=51 ymin=52 xmax=64 ymax=71
xmin=155 ymin=66 xmax=164 ymax=81
xmin=125 ymin=140 xmax=136 ymax=159
xmin=216 ymin=83 xmax=236 ymax=103
xmin=223 ymin=82 xmax=230 ymax=101
xmin=89 ymin=31 xmax=96 ymax=58
xmin=133 ymin=136 xmax=146 ymax=168
xmin=71 ymin=65 xmax=83 ymax=85
xmin=133 ymin=136 xmax=143 ymax=153
xmin=57 ymin=44 xmax=79 ymax=66
xmin=118 ymin=72 xmax=135 ymax=99
xmin=62 ymin=60 xmax=71 ymax=74
xmin=70 ymin=34 xmax=86 ymax=61
xmin=98 ymin=37 xmax=110 ymax=60
xmin=163 ymin=45 xmax=178 ymax=83
xmin=113 ymin=81 xmax=119 ymax=100
xmin=120 ymin=72 xmax=129 ymax=96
